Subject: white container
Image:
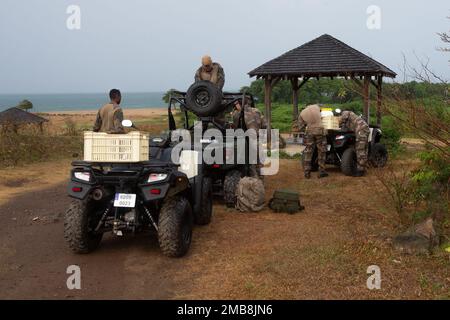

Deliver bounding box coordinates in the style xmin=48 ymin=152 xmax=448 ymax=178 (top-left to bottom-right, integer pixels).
xmin=83 ymin=131 xmax=149 ymax=162
xmin=321 ymin=116 xmax=340 ymax=130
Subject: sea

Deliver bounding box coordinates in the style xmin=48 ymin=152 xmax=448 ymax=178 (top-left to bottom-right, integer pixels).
xmin=0 ymin=92 xmax=165 ymax=113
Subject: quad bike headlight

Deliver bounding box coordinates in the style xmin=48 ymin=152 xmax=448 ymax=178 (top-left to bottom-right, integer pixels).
xmin=147 ymin=173 xmax=168 ymax=183
xmin=335 ymin=135 xmax=345 ymax=140
xmin=74 ymin=171 xmax=91 ymax=182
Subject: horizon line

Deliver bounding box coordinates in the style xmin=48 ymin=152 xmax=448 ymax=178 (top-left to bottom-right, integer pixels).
xmin=0 ymin=91 xmax=168 ymax=96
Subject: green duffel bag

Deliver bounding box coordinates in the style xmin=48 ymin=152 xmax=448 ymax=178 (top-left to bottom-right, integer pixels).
xmin=268 ymin=189 xmax=305 ymax=214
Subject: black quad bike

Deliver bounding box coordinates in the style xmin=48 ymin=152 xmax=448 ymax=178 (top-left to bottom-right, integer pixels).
xmin=65 ymin=136 xmax=213 ymax=258
xmin=166 ymin=81 xmax=258 ymax=207
xmin=307 ymin=126 xmax=388 ymax=176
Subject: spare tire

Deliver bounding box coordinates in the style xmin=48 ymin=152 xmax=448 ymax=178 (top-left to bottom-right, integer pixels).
xmin=185 ymin=81 xmax=223 ymax=117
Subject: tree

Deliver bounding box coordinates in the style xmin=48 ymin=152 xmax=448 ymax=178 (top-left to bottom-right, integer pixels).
xmin=437 ymin=16 xmax=450 ymax=56
xmin=376 ymin=18 xmax=450 ymax=241
xmin=162 ymin=89 xmax=178 ymax=104
xmin=16 ymin=99 xmax=33 ymax=111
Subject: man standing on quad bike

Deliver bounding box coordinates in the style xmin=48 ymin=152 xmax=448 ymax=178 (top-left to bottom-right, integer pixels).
xmin=194 ymin=55 xmax=225 ymax=90
xmin=298 ymin=104 xmax=328 ymax=179
xmin=93 ymin=89 xmax=125 ymax=134
xmin=232 ymin=98 xmax=266 ymax=177
xmin=339 ymin=111 xmax=370 ymax=177
xmin=193 ymin=55 xmax=227 ymax=127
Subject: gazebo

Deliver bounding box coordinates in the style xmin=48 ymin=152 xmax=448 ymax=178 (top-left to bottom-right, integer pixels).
xmin=248 ymin=34 xmax=396 ymax=135
xmin=0 ymin=107 xmax=48 ymax=132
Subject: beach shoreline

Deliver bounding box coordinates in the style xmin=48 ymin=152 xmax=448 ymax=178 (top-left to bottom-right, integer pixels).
xmin=37 ymin=107 xmax=171 ymax=131
xmin=38 ymin=107 xmax=169 ymax=117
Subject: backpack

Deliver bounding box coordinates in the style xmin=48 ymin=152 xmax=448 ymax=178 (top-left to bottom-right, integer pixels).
xmin=269 ymin=189 xmax=305 ymax=214
xmin=235 ymin=177 xmax=265 ymax=212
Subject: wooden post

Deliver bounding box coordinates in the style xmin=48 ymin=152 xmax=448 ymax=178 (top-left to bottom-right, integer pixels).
xmin=363 ymin=76 xmax=370 ymax=124
xmin=264 ymin=77 xmax=272 ymax=145
xmin=376 ymin=76 xmax=382 ymax=127
xmin=291 ymin=77 xmax=299 ymax=121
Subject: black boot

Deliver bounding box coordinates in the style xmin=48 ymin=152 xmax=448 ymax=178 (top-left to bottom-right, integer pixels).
xmin=318 ymin=171 xmax=329 ymax=178
xmin=304 ymin=172 xmax=311 ymax=179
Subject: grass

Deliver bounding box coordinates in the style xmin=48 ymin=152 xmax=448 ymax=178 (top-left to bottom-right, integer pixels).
xmin=256 ymin=103 xmax=294 ymax=132
xmin=278 ymin=150 xmax=301 ymax=160
xmin=0 ymin=128 xmax=82 ymax=167
xmin=0 ymin=111 xmax=173 ymax=167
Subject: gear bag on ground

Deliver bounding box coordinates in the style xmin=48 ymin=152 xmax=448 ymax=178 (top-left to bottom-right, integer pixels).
xmin=269 ymin=189 xmax=305 ymax=214
xmin=235 ymin=177 xmax=265 ymax=212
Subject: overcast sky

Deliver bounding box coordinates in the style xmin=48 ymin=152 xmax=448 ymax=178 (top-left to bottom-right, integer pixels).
xmin=0 ymin=0 xmax=449 ymax=94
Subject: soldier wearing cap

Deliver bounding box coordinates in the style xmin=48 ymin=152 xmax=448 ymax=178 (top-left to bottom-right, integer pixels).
xmin=194 ymin=55 xmax=225 ymax=90
xmin=339 ymin=111 xmax=370 ymax=176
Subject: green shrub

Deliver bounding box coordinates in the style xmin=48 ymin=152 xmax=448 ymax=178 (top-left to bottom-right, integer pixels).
xmin=279 ymin=151 xmax=301 ymax=160
xmin=380 ymin=116 xmax=403 ymax=155
xmin=410 ymin=148 xmax=450 ymax=237
xmin=0 ymin=128 xmax=82 ymax=166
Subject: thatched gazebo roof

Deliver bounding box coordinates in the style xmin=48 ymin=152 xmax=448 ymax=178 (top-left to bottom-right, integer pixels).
xmin=0 ymin=107 xmax=48 ymax=125
xmin=249 ymin=34 xmax=396 ymax=78
xmin=248 ymin=34 xmax=397 ymax=137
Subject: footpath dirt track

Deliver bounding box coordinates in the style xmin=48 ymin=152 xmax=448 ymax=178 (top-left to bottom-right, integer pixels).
xmin=0 ymin=159 xmax=448 ymax=299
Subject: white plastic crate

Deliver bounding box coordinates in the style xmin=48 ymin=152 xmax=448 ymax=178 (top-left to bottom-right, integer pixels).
xmin=83 ymin=131 xmax=149 ymax=162
xmin=321 ymin=116 xmax=340 ymax=130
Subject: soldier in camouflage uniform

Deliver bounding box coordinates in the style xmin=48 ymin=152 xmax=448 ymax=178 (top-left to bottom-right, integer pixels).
xmin=195 ymin=55 xmax=226 ymax=126
xmin=232 ymin=99 xmax=266 ymax=177
xmin=232 ymin=99 xmax=266 ymax=131
xmin=339 ymin=111 xmax=370 ymax=176
xmin=291 ymin=119 xmax=301 ymax=142
xmin=194 ymin=55 xmax=225 ymax=90
xmin=93 ymin=89 xmax=125 ymax=134
xmin=298 ymin=104 xmax=328 ymax=179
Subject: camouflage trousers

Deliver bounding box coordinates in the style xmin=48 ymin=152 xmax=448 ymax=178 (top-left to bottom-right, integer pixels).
xmin=355 ymin=129 xmax=370 ymax=171
xmin=303 ymin=132 xmax=327 ymax=173
xmin=249 ymin=138 xmax=262 ymax=177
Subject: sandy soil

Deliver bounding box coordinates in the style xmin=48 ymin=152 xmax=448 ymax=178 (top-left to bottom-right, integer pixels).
xmin=41 ymin=107 xmax=169 ymax=118
xmin=37 ymin=108 xmax=173 ymax=135
xmin=0 ymin=114 xmax=448 ymax=299
xmin=0 ymin=160 xmax=70 ymax=206
xmin=41 ymin=107 xmax=167 ymax=124
xmin=0 ymin=158 xmax=448 ymax=299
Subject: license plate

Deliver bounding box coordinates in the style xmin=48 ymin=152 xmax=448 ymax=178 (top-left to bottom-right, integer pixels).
xmin=114 ymin=193 xmax=136 ymax=208
xmin=327 ymin=144 xmax=331 ymax=151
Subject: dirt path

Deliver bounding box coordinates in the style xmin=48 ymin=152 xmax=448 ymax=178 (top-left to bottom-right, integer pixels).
xmin=0 ymin=160 xmax=448 ymax=299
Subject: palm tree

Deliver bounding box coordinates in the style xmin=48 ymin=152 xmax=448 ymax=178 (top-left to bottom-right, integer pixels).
xmin=162 ymin=89 xmax=178 ymax=104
